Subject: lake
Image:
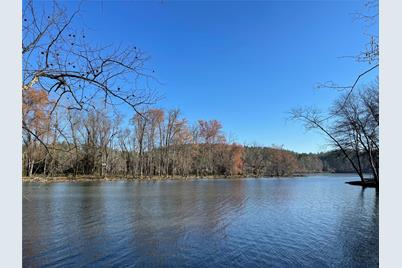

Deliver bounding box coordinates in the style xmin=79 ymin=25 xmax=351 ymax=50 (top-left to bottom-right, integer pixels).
xmin=23 ymin=174 xmax=378 ymax=267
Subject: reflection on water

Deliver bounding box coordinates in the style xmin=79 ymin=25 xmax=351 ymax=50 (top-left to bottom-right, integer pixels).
xmin=23 ymin=174 xmax=378 ymax=267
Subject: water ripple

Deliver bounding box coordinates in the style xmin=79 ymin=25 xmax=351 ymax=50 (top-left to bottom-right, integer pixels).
xmin=23 ymin=174 xmax=378 ymax=267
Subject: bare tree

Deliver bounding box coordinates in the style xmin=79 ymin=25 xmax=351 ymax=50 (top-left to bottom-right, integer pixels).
xmin=164 ymin=109 xmax=183 ymax=175
xmin=133 ymin=111 xmax=148 ymax=178
xmin=22 ymin=0 xmax=157 ymax=155
xmin=291 ymin=0 xmax=379 ymax=186
xmin=291 ymin=82 xmax=378 ymax=185
xmin=316 ymin=0 xmax=378 ymax=115
xmin=117 ymin=128 xmax=135 ymax=177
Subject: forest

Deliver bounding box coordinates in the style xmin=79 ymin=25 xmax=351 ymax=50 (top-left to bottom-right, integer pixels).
xmin=23 ymin=90 xmax=370 ymax=179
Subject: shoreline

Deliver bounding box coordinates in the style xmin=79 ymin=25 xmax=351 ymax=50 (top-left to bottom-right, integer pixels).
xmin=22 ymin=174 xmax=293 ymax=183
xmin=21 ymin=172 xmax=355 ymax=183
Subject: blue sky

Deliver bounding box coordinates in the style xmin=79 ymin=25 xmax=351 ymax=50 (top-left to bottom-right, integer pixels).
xmin=58 ymin=0 xmax=377 ymax=153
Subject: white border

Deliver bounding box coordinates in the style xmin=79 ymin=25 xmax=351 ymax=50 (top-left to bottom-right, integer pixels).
xmin=0 ymin=0 xmax=401 ymax=266
xmin=380 ymin=0 xmax=402 ymax=267
xmin=0 ymin=0 xmax=22 ymax=266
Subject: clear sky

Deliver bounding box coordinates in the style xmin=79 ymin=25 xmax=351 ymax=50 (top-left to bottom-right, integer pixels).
xmin=58 ymin=0 xmax=377 ymax=153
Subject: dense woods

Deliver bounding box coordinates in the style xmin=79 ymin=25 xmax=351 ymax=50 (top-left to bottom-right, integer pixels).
xmin=22 ymin=95 xmax=367 ymax=178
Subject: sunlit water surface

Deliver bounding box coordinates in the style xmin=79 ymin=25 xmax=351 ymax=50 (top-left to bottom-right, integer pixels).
xmin=23 ymin=174 xmax=378 ymax=267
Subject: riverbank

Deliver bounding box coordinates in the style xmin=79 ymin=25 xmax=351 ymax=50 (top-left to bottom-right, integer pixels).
xmin=22 ymin=173 xmax=313 ymax=183
xmin=22 ymin=174 xmax=247 ymax=183
xmin=23 ymin=175 xmax=378 ymax=188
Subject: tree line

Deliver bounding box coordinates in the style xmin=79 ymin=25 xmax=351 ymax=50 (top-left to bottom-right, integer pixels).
xmin=23 ymin=89 xmax=368 ymax=179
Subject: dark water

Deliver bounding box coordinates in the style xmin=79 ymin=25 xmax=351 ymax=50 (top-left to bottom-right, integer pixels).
xmin=23 ymin=174 xmax=378 ymax=267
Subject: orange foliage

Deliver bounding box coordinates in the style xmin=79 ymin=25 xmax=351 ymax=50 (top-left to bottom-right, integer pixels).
xmin=147 ymin=109 xmax=164 ymax=124
xmin=198 ymin=119 xmax=226 ymax=144
xmin=269 ymin=149 xmax=299 ymax=176
xmin=230 ymin=144 xmax=245 ymax=175
xmin=22 ymin=88 xmax=52 ymax=137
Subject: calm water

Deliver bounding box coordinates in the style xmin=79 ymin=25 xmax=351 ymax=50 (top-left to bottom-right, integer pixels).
xmin=23 ymin=174 xmax=378 ymax=267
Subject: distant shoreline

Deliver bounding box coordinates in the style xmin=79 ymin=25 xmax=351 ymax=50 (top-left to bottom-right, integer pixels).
xmin=21 ymin=172 xmax=354 ymax=183
xmin=21 ymin=175 xmax=296 ymax=183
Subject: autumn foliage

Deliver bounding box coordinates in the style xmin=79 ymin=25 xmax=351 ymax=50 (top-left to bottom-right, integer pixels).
xmin=22 ymin=88 xmax=52 ymax=138
xmin=22 ymin=101 xmax=341 ymax=178
xmin=21 ymin=90 xmax=357 ymax=178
